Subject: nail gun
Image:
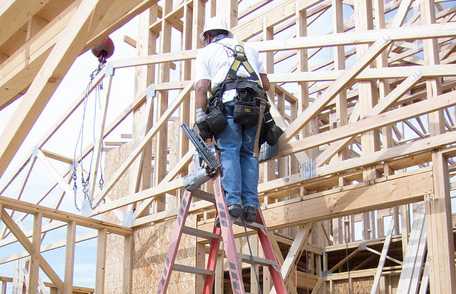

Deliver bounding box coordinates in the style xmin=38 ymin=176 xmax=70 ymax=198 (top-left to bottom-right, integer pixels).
xmin=181 ymin=123 xmax=220 ymax=191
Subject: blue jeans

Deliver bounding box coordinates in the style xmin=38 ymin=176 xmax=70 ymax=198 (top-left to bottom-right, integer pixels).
xmin=215 ymin=103 xmax=259 ymax=208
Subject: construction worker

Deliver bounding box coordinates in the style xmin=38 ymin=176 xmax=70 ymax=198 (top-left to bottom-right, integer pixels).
xmin=194 ymin=18 xmax=271 ymax=222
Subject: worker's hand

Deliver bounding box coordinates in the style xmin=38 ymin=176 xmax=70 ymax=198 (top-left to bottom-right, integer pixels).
xmin=196 ymin=108 xmax=208 ymax=123
xmin=196 ymin=108 xmax=212 ymax=140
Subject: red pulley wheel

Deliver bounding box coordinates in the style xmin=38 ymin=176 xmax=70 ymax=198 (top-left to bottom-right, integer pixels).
xmin=91 ymin=37 xmax=115 ymax=62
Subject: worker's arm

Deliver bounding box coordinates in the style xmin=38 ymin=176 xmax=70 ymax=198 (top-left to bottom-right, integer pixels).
xmin=195 ymin=79 xmax=211 ymax=111
xmin=260 ymin=73 xmax=270 ymax=91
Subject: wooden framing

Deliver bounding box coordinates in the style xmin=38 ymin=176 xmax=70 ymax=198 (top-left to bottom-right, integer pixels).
xmin=2 ymin=0 xmax=456 ymax=293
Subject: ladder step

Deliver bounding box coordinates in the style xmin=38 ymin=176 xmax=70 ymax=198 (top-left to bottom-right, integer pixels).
xmin=233 ymin=219 xmax=265 ymax=231
xmin=192 ymin=189 xmax=216 ymax=203
xmin=182 ymin=226 xmax=221 ymax=240
xmin=174 ymin=264 xmax=214 ymax=276
xmin=240 ymin=255 xmax=277 ymax=267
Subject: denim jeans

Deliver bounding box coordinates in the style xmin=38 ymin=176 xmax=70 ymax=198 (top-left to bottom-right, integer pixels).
xmin=215 ymin=103 xmax=259 ymax=208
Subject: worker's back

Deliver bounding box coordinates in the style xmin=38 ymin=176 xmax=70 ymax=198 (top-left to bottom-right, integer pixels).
xmin=195 ymin=37 xmax=265 ymax=102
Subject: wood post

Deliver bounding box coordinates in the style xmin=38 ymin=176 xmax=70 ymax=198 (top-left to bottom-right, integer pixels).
xmin=28 ymin=213 xmax=42 ymax=294
xmin=123 ymin=235 xmax=134 ymax=294
xmin=95 ymin=229 xmax=107 ymax=294
xmin=64 ymin=221 xmax=76 ymax=294
xmin=426 ymin=152 xmax=456 ymax=293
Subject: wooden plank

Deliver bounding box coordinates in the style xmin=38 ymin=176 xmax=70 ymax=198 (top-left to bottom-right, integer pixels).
xmin=0 ymin=207 xmax=63 ymax=290
xmin=421 ymin=0 xmax=445 ymax=136
xmin=316 ymin=72 xmax=422 ymax=166
xmin=277 ymin=224 xmax=312 ymax=288
xmin=0 ymin=0 xmax=50 ymax=47
xmin=397 ymin=213 xmax=426 ymax=294
xmin=64 ymin=221 xmax=76 ymax=294
xmin=110 ymin=22 xmax=456 ymax=69
xmin=0 ymin=0 xmax=159 ymax=111
xmin=123 ymin=235 xmax=133 ymax=294
xmin=282 ymin=37 xmax=391 ymax=141
xmin=28 ymin=212 xmax=42 ymax=294
xmin=279 ymin=90 xmax=456 ymax=157
xmin=0 ymin=0 xmax=114 ymax=177
xmin=0 ymin=196 xmax=131 ymax=236
xmin=95 ymin=229 xmax=107 ymax=294
xmin=426 ymin=152 xmax=456 ymax=293
xmin=0 ymin=232 xmax=97 ymax=266
xmin=198 ymin=170 xmax=433 ymax=236
xmin=391 ymin=0 xmax=414 ymax=28
xmin=370 ymin=225 xmax=394 ymax=294
xmin=92 ymin=84 xmax=192 ymax=207
xmin=269 ymin=64 xmax=456 ymax=82
xmin=418 ymin=258 xmax=430 ymax=294
xmin=136 ymin=129 xmax=456 ymax=228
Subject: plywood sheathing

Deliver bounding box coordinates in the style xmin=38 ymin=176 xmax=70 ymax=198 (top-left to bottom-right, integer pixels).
xmin=103 ymin=139 xmax=199 ymax=294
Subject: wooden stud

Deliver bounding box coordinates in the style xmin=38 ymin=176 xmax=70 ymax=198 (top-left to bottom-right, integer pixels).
xmin=64 ymin=221 xmax=76 ymax=294
xmin=426 ymin=152 xmax=456 ymax=293
xmin=123 ymin=235 xmax=134 ymax=294
xmin=0 ymin=207 xmax=63 ymax=290
xmin=95 ymin=229 xmax=107 ymax=294
xmin=27 ymin=212 xmax=42 ymax=294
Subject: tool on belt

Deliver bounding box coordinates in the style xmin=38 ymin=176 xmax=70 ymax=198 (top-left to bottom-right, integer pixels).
xmin=181 ymin=123 xmax=220 ymax=191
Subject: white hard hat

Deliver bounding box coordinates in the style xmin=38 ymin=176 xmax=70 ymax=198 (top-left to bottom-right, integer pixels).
xmin=200 ymin=17 xmax=233 ymax=40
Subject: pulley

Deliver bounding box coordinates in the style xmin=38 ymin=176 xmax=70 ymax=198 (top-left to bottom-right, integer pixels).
xmin=91 ymin=36 xmax=115 ymax=64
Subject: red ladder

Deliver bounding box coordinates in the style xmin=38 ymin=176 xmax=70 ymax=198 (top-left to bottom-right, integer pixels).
xmin=157 ymin=175 xmax=287 ymax=294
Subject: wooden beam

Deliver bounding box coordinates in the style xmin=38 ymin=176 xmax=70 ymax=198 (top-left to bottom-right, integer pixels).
xmin=95 ymin=229 xmax=107 ymax=294
xmin=390 ymin=0 xmax=414 ymax=28
xmin=0 ymin=0 xmax=158 ymax=111
xmin=282 ymin=37 xmax=391 ymax=141
xmin=370 ymin=227 xmax=394 ymax=294
xmin=0 ymin=0 xmax=114 ymax=177
xmin=132 ymin=129 xmax=456 ymax=228
xmin=0 ymin=0 xmax=50 ymax=47
xmin=197 ymin=170 xmax=432 ymax=236
xmin=28 ymin=212 xmax=42 ymax=294
xmin=0 ymin=232 xmax=97 ymax=266
xmin=279 ymin=90 xmax=456 ymax=158
xmin=426 ymin=152 xmax=456 ymax=293
xmin=64 ymin=221 xmax=76 ymax=294
xmin=92 ymin=84 xmax=192 ymax=207
xmin=0 ymin=196 xmax=131 ymax=236
xmin=315 ymin=72 xmax=422 ymax=166
xmin=0 ymin=207 xmax=64 ymax=290
xmin=123 ymin=235 xmax=133 ymax=294
xmin=277 ymin=224 xmax=312 ymax=288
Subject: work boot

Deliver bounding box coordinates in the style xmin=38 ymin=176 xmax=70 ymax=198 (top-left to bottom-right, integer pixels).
xmin=228 ymin=204 xmax=243 ymax=218
xmin=243 ymin=206 xmax=257 ymax=223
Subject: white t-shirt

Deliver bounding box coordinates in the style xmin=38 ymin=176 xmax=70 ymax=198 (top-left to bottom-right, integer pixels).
xmin=195 ymin=37 xmax=266 ymax=103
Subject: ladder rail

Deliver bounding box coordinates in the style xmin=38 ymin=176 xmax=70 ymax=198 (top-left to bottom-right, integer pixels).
xmin=157 ymin=190 xmax=194 ymax=294
xmin=203 ymin=225 xmax=222 ymax=293
xmin=256 ymin=211 xmax=288 ymax=293
xmin=212 ymin=176 xmax=247 ymax=294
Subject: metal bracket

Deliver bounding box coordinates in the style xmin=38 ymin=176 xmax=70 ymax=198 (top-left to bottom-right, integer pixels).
xmin=146 ymin=85 xmax=157 ymax=99
xmin=104 ymin=62 xmax=115 ymax=76
xmin=32 ymin=146 xmax=40 ymax=159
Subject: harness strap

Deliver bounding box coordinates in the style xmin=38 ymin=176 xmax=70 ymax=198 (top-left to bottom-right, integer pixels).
xmin=222 ymin=44 xmax=260 ymax=83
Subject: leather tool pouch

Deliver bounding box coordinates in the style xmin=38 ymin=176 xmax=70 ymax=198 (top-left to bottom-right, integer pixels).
xmin=204 ymin=90 xmax=227 ymax=136
xmin=233 ymin=80 xmax=265 ymax=128
xmin=260 ymin=108 xmax=284 ymax=146
xmin=206 ymin=106 xmax=227 ymax=134
xmin=233 ymin=100 xmax=259 ymax=127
